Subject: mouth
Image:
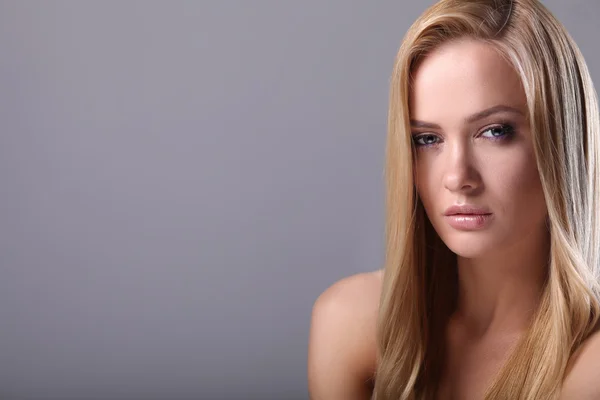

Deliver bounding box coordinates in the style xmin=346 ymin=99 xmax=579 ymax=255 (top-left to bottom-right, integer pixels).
xmin=443 ymin=205 xmax=492 ymax=230
xmin=443 ymin=205 xmax=491 ymax=216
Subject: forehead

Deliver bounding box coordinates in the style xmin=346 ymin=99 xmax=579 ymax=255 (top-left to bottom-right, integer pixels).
xmin=409 ymin=38 xmax=527 ymax=123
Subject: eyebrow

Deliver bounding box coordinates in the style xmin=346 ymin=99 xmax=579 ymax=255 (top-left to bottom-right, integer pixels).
xmin=410 ymin=105 xmax=525 ymax=129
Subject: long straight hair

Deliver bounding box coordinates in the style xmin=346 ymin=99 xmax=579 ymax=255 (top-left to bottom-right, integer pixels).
xmin=374 ymin=0 xmax=600 ymax=398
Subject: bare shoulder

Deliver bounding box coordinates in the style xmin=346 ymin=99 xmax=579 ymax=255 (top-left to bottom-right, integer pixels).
xmin=308 ymin=269 xmax=383 ymax=400
xmin=561 ymin=328 xmax=600 ymax=399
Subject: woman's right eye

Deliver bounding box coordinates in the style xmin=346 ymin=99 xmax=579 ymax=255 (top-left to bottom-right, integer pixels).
xmin=413 ymin=134 xmax=440 ymax=147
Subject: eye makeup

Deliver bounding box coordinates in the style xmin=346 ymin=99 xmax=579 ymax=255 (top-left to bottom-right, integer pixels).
xmin=478 ymin=122 xmax=515 ymax=142
xmin=411 ymin=120 xmax=517 ymax=148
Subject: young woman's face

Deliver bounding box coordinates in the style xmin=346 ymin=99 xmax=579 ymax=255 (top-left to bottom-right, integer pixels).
xmin=409 ymin=38 xmax=548 ymax=258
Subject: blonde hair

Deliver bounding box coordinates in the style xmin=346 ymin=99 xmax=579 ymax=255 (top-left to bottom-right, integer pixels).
xmin=374 ymin=0 xmax=600 ymax=398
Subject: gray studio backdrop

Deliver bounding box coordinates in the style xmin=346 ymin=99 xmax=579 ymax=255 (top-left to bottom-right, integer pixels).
xmin=1 ymin=1 xmax=598 ymax=399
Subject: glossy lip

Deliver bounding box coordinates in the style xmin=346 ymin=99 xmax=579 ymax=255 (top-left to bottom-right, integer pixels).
xmin=443 ymin=204 xmax=493 ymax=231
xmin=443 ymin=204 xmax=492 ymax=216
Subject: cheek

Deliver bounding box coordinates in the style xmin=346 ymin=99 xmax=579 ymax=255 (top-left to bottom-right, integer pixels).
xmin=414 ymin=157 xmax=441 ymax=211
xmin=414 ymin=159 xmax=429 ymax=198
xmin=488 ymin=149 xmax=546 ymax=215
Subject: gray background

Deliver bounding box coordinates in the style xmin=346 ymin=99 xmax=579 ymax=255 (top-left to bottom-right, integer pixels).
xmin=1 ymin=1 xmax=598 ymax=399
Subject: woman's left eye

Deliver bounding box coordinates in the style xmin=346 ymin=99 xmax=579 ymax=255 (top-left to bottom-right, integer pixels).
xmin=480 ymin=124 xmax=514 ymax=139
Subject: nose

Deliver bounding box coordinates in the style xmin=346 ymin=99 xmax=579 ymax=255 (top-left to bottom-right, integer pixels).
xmin=443 ymin=141 xmax=482 ymax=194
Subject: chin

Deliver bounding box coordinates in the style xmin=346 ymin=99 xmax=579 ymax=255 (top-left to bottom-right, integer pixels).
xmin=437 ymin=232 xmax=496 ymax=259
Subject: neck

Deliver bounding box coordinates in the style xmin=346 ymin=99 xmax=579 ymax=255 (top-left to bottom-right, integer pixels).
xmin=452 ymin=226 xmax=550 ymax=339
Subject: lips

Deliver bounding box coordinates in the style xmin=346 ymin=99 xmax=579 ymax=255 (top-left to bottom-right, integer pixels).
xmin=443 ymin=205 xmax=492 ymax=230
xmin=443 ymin=204 xmax=492 ymax=216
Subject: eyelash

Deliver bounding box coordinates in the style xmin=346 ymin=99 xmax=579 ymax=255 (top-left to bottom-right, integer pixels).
xmin=412 ymin=123 xmax=516 ymax=148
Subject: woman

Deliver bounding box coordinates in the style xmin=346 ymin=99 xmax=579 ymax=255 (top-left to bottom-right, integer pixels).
xmin=308 ymin=0 xmax=600 ymax=399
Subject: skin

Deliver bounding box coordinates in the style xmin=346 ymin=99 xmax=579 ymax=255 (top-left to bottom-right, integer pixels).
xmin=308 ymin=38 xmax=600 ymax=400
xmin=411 ymin=38 xmax=548 ymax=398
